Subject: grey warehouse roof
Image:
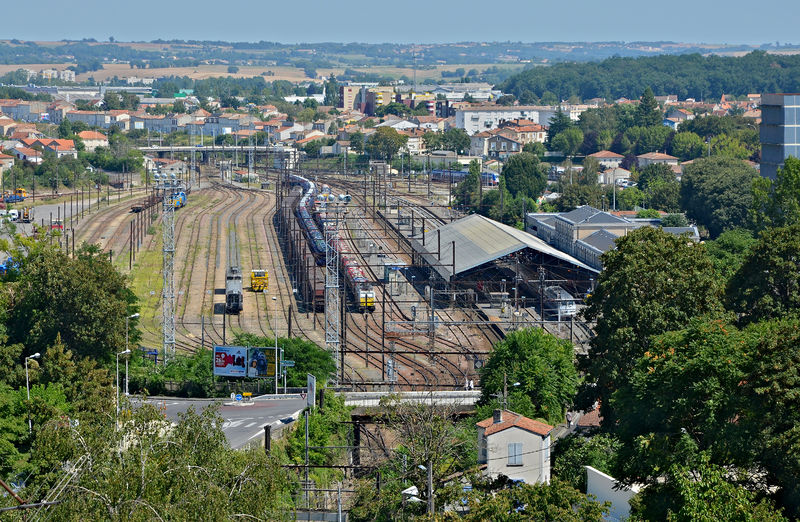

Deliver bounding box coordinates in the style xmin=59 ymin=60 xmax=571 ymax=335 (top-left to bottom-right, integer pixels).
xmin=578 ymin=229 xmax=621 ymax=253
xmin=410 ymin=214 xmax=597 ymax=280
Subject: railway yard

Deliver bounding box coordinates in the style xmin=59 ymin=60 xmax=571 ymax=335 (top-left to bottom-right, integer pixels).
xmin=62 ymin=157 xmax=596 ymax=392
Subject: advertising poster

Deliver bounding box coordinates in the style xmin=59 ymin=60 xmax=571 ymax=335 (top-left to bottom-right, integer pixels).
xmin=213 ymin=346 xmax=247 ymax=377
xmin=247 ymin=347 xmax=277 ymax=378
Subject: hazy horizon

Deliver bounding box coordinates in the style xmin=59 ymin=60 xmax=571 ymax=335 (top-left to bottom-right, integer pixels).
xmin=4 ymin=0 xmax=798 ymax=46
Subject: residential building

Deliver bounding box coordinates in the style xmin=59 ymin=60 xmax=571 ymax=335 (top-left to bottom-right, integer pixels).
xmin=761 ymin=93 xmax=800 ymax=179
xmin=456 ymin=105 xmax=587 ymax=135
xmin=637 ymin=152 xmax=678 ymax=168
xmin=487 ymin=134 xmax=522 ymax=159
xmin=0 ymin=153 xmax=14 ymax=176
xmin=587 ymin=150 xmax=624 ymax=170
xmin=12 ymin=146 xmax=43 ymax=164
xmin=77 ymin=130 xmax=109 ymax=152
xmin=469 ymin=130 xmax=493 ymax=156
xmin=65 ymin=110 xmax=113 ymax=128
xmin=477 ymin=410 xmax=553 ymax=485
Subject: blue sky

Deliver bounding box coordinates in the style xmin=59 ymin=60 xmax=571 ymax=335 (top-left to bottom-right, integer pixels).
xmin=4 ymin=0 xmax=798 ymax=45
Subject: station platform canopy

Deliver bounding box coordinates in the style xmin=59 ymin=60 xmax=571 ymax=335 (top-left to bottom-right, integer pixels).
xmin=409 ymin=214 xmax=597 ymax=280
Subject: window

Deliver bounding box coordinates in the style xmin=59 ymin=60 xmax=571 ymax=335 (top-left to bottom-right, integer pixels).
xmin=508 ymin=442 xmax=522 ymax=466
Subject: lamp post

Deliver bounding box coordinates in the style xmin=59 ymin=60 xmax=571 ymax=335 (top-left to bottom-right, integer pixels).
xmin=116 ymin=349 xmax=131 ymax=430
xmin=272 ymin=296 xmax=278 ymax=394
xmin=126 ymin=313 xmax=139 ymax=397
xmin=25 ymin=353 xmax=40 ymax=434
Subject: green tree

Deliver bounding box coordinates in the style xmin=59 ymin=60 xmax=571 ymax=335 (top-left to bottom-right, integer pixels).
xmin=670 ymin=131 xmax=705 ymax=161
xmin=726 ymin=225 xmax=800 ymax=324
xmin=464 ymin=477 xmax=610 ymax=522
xmin=611 ymin=317 xmax=751 ymax=484
xmin=323 ymin=73 xmax=340 ymax=107
xmin=617 ymin=186 xmax=646 ymax=210
xmin=579 ymin=227 xmax=723 ymax=419
xmin=365 ymin=127 xmax=408 ymax=161
xmin=8 ymin=243 xmax=137 ymax=365
xmin=552 ymin=433 xmax=621 ymax=492
xmin=680 ymin=157 xmax=758 ymax=238
xmin=740 ymin=317 xmax=800 ymax=517
xmin=547 ymin=108 xmax=573 ymax=146
xmin=704 ymin=228 xmax=756 ymax=282
xmin=630 ymin=456 xmax=787 ymax=522
xmin=551 ymin=128 xmax=584 ymax=157
xmin=522 ymin=141 xmax=546 ymax=159
xmin=455 ymin=159 xmax=481 ymax=210
xmin=751 ymin=156 xmax=800 ymax=230
xmin=349 ymin=130 xmax=365 ymax=154
xmin=422 ymin=131 xmax=443 ymax=151
xmin=32 ymin=404 xmax=295 ymax=520
xmin=661 ymin=213 xmax=688 ymax=227
xmin=442 ymin=128 xmax=470 ymax=154
xmin=710 ymin=134 xmax=750 ymax=160
xmin=634 ymin=87 xmax=663 ymax=127
xmin=500 ymin=152 xmax=547 ymax=199
xmin=479 ymin=328 xmax=579 ymax=425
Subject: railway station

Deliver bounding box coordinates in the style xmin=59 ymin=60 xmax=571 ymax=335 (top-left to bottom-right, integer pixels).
xmin=402 ymin=213 xmax=598 ymax=320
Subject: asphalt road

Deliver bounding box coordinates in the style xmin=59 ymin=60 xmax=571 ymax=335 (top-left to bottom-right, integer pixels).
xmin=142 ymin=396 xmax=306 ymax=449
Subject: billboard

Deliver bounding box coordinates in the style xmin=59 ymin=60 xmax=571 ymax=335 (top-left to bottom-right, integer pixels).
xmin=247 ymin=347 xmax=277 ymax=378
xmin=214 ymin=346 xmax=248 ymax=377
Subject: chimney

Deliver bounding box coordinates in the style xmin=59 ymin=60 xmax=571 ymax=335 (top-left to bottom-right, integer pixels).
xmin=493 ymin=409 xmax=503 ymax=424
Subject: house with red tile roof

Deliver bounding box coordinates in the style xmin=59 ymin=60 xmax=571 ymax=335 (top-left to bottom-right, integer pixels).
xmin=588 ymin=150 xmax=624 ymax=170
xmin=12 ymin=146 xmax=43 ymax=164
xmin=77 ymin=130 xmax=108 ymax=152
xmin=637 ymin=151 xmax=678 ymax=168
xmin=477 ymin=410 xmax=554 ymax=484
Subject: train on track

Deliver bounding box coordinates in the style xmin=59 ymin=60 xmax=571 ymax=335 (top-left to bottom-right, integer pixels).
xmin=225 ymin=229 xmax=243 ymax=314
xmin=289 ymin=174 xmax=375 ymax=312
xmin=429 ymin=169 xmax=499 ymax=186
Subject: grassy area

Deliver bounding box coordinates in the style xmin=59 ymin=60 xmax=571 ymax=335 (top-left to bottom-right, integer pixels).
xmin=126 ymin=215 xmax=164 ymax=348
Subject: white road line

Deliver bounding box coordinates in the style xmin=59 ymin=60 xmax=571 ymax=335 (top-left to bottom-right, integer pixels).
xmin=245 ymin=421 xmax=257 ymax=428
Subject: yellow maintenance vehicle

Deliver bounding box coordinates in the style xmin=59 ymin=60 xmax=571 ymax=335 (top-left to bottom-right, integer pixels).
xmin=250 ymin=269 xmax=268 ymax=292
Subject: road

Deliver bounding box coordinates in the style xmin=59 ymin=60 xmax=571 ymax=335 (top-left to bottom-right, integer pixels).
xmin=141 ymin=396 xmax=306 ymax=449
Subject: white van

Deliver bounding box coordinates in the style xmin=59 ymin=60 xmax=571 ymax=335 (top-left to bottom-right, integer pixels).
xmin=8 ymin=209 xmax=19 ymax=221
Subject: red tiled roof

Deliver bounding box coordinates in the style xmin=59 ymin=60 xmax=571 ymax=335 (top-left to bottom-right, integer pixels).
xmin=577 ymin=404 xmax=604 ymax=428
xmin=476 ymin=410 xmax=553 ymax=437
xmin=589 ymin=150 xmax=623 ymax=159
xmin=78 ymin=131 xmax=107 ymax=140
xmin=637 ymin=152 xmax=677 ymax=160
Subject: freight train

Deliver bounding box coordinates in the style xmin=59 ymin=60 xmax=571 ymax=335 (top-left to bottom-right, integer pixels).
xmin=288 ymin=174 xmax=375 ymax=312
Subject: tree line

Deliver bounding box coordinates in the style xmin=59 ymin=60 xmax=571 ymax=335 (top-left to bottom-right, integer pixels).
xmin=498 ymin=51 xmax=800 ymax=102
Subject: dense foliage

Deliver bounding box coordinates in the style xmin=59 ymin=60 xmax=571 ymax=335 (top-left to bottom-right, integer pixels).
xmin=499 ymin=51 xmax=800 ymax=101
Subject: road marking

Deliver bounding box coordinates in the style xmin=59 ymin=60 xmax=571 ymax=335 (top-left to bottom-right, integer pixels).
xmin=245 ymin=421 xmax=257 ymax=428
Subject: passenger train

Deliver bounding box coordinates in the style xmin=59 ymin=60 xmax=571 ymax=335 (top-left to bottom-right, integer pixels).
xmin=429 ymin=169 xmax=499 ymax=186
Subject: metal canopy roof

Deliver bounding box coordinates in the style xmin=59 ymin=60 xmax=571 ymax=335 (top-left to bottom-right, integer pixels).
xmin=409 ymin=214 xmax=598 ymax=280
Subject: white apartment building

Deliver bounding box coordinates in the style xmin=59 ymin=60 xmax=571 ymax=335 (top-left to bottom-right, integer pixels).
xmin=456 ymin=104 xmax=588 ymax=135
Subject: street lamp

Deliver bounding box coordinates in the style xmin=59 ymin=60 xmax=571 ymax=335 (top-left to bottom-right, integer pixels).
xmin=116 ymin=349 xmax=131 ymax=430
xmin=25 ymin=353 xmax=40 ymax=434
xmin=125 ymin=313 xmax=139 ymax=396
xmin=272 ymin=296 xmax=278 ymax=394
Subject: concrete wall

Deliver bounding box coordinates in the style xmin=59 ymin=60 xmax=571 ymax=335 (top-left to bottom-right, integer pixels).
xmin=585 ymin=466 xmax=640 ymax=522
